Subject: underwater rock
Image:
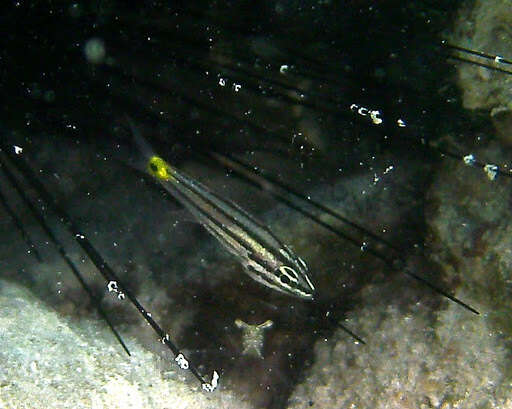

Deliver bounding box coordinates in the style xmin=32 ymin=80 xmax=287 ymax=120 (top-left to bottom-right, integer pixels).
xmin=287 ymin=274 xmax=509 ymax=409
xmin=287 ymin=142 xmax=512 ymax=409
xmin=0 ymin=279 xmax=251 ymax=409
xmin=451 ymin=0 xmax=512 ymax=145
xmin=490 ymin=106 xmax=512 ymax=145
xmin=426 ymin=141 xmax=512 ymax=359
xmin=451 ymin=0 xmax=512 ymax=110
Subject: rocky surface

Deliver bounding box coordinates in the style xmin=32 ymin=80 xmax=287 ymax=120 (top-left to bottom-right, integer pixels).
xmin=287 ymin=143 xmax=512 ymax=408
xmin=451 ymin=0 xmax=512 ymax=144
xmin=0 ymin=279 xmax=252 ymax=409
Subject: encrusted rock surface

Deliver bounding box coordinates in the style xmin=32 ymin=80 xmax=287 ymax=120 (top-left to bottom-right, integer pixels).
xmin=0 ymin=279 xmax=251 ymax=409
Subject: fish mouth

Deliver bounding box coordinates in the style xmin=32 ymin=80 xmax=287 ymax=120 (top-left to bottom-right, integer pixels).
xmin=294 ymin=288 xmax=315 ymax=301
xmin=305 ymin=293 xmax=315 ymax=301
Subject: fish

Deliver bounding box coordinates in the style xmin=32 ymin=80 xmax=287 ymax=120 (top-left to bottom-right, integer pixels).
xmin=129 ymin=121 xmax=316 ymax=300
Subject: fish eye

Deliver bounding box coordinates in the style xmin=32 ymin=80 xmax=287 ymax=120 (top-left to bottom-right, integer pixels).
xmin=149 ymin=163 xmax=158 ymax=172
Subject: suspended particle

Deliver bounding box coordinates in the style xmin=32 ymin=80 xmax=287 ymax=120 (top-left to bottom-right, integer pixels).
xmin=463 ymin=154 xmax=476 ymax=166
xmin=84 ymin=38 xmax=106 ymax=64
xmin=202 ymin=370 xmax=220 ymax=392
xmin=369 ymin=110 xmax=383 ymax=125
xmin=107 ymin=280 xmax=125 ymax=300
xmin=175 ymin=353 xmax=189 ymax=370
xmin=107 ymin=281 xmax=118 ymax=293
xmin=357 ymin=106 xmax=368 ymax=116
xmin=383 ymin=165 xmax=394 ymax=175
xmin=484 ymin=164 xmax=499 ymax=181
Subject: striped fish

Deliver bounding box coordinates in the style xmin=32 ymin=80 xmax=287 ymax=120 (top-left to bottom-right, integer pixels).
xmin=130 ymin=123 xmax=316 ymax=300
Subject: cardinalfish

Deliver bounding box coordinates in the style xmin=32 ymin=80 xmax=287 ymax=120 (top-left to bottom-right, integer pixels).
xmin=129 ymin=122 xmax=316 ymax=300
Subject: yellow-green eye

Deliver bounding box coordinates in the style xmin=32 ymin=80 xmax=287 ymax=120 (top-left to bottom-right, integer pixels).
xmin=148 ymin=156 xmax=172 ymax=181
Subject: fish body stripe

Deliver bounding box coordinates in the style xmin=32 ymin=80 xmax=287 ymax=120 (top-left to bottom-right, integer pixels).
xmin=158 ymin=169 xmax=280 ymax=271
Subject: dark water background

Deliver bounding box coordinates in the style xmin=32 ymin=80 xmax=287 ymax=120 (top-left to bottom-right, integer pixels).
xmin=0 ymin=1 xmax=510 ymax=408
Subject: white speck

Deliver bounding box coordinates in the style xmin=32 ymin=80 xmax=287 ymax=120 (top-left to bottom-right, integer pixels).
xmin=218 ymin=78 xmax=226 ymax=87
xmin=75 ymin=233 xmax=85 ymax=239
xmin=107 ymin=280 xmax=125 ymax=300
xmin=233 ymin=83 xmax=241 ymax=92
xmin=14 ymin=145 xmax=23 ymax=154
xmin=484 ymin=164 xmax=498 ymax=181
xmin=495 ymin=55 xmax=504 ymax=63
xmin=107 ymin=281 xmax=118 ymax=293
xmin=280 ymin=65 xmax=289 ymax=74
xmin=370 ymin=110 xmax=383 ymax=125
xmin=175 ymin=353 xmax=189 ymax=370
xmin=397 ymin=118 xmax=406 ymax=127
xmin=463 ymin=154 xmax=475 ymax=165
xmin=30 ymin=361 xmax=38 ymax=372
xmin=351 ymin=103 xmax=384 ymax=125
xmin=383 ymin=165 xmax=394 ymax=174
xmin=202 ymin=370 xmax=220 ymax=392
xmin=357 ymin=107 xmax=368 ymax=116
